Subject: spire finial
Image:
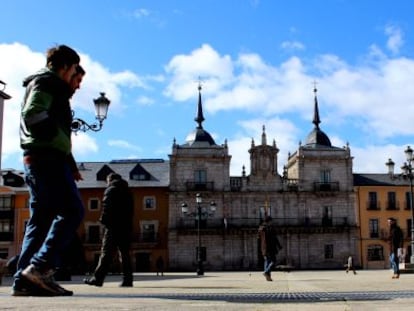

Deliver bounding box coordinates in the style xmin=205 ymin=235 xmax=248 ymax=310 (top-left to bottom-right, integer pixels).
xmin=194 ymin=77 xmax=205 ymax=129
xmin=312 ymin=81 xmax=321 ymax=129
xmin=261 ymin=125 xmax=267 ymax=145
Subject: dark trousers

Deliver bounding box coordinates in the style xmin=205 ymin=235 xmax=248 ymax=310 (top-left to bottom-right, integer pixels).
xmin=93 ymin=229 xmax=132 ymax=283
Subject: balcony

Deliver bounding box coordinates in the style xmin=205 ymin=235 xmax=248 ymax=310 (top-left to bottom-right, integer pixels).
xmin=175 ymin=217 xmax=351 ymax=231
xmin=0 ymin=232 xmax=13 ymax=241
xmin=366 ymin=201 xmax=381 ymax=210
xmin=230 ymin=177 xmax=242 ymax=191
xmin=185 ymin=181 xmax=214 ymax=191
xmin=385 ymin=201 xmax=400 ymax=210
xmin=313 ymin=182 xmax=339 ymax=192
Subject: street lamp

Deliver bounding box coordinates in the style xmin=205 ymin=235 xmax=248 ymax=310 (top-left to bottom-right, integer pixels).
xmin=386 ymin=145 xmax=414 ymax=264
xmin=181 ymin=193 xmax=216 ymax=275
xmin=71 ymin=92 xmax=110 ymax=133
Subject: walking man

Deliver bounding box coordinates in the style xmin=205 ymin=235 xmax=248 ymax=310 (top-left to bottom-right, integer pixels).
xmin=388 ymin=217 xmax=403 ymax=279
xmin=258 ymin=216 xmax=282 ymax=281
xmin=13 ymin=44 xmax=85 ymax=296
xmin=345 ymin=255 xmax=357 ymax=275
xmin=84 ymin=173 xmax=134 ymax=287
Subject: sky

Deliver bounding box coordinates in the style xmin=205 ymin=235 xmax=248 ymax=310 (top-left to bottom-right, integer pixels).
xmin=1 ymin=0 xmax=414 ymax=176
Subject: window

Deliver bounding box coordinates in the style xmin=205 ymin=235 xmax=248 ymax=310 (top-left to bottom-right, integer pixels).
xmin=322 ymin=206 xmax=332 ymax=226
xmin=324 ymin=244 xmax=333 ymax=259
xmin=407 ymin=219 xmax=412 ymax=238
xmin=140 ymin=221 xmax=158 ymax=242
xmin=89 ymin=198 xmax=100 ymax=211
xmin=405 ymin=192 xmax=412 ymax=210
xmin=143 ymin=196 xmax=156 ymax=210
xmin=142 ymin=223 xmax=156 ymax=242
xmin=88 ymin=225 xmax=101 ymax=243
xmin=368 ymin=192 xmax=378 ymax=210
xmin=259 ymin=206 xmax=272 ymax=219
xmin=0 ymin=196 xmax=13 ymax=210
xmin=320 ymin=170 xmax=331 ymax=183
xmin=387 ymin=192 xmax=397 ymax=210
xmin=132 ymin=174 xmax=147 ymax=181
xmin=194 ymin=170 xmax=207 ymax=183
xmin=0 ymin=219 xmax=12 ymax=232
xmin=369 ymin=219 xmax=379 ymax=238
xmin=0 ymin=248 xmax=8 ymax=259
xmin=367 ymin=245 xmax=384 ymax=261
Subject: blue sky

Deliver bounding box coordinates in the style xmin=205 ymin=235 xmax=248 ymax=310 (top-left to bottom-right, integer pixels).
xmin=1 ymin=0 xmax=414 ymax=175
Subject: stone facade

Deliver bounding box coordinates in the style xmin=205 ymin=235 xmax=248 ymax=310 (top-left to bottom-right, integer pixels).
xmin=168 ymin=88 xmax=359 ymax=271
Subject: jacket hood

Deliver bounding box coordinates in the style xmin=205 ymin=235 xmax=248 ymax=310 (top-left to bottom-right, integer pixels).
xmin=22 ymin=68 xmax=56 ymax=87
xmin=110 ymin=178 xmax=129 ymax=188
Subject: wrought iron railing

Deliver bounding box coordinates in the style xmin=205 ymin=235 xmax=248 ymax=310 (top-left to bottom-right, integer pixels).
xmin=175 ymin=217 xmax=350 ymax=230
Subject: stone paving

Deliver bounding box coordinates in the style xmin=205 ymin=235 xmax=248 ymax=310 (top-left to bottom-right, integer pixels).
xmin=1 ymin=270 xmax=414 ymax=310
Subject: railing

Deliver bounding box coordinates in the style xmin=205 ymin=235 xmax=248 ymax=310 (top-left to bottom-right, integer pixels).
xmin=366 ymin=201 xmax=381 ymax=210
xmin=133 ymin=232 xmax=160 ymax=243
xmin=0 ymin=232 xmax=13 ymax=241
xmin=81 ymin=233 xmax=160 ymax=244
xmin=185 ymin=181 xmax=214 ymax=191
xmin=175 ymin=217 xmax=350 ymax=230
xmin=313 ymin=182 xmax=339 ymax=192
xmin=385 ymin=201 xmax=400 ymax=210
xmin=230 ymin=177 xmax=242 ymax=191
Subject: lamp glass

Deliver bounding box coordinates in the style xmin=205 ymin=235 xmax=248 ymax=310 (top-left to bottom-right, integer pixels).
xmin=386 ymin=158 xmax=395 ymax=174
xmin=181 ymin=203 xmax=189 ymax=214
xmin=405 ymin=146 xmax=414 ymax=162
xmin=94 ymin=92 xmax=110 ymax=122
xmin=196 ymin=193 xmax=202 ymax=204
xmin=402 ymin=163 xmax=410 ymax=175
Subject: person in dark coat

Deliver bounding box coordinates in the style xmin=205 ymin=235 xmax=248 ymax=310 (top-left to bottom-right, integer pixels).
xmin=388 ymin=217 xmax=403 ymax=279
xmin=258 ymin=216 xmax=282 ymax=281
xmin=84 ymin=173 xmax=134 ymax=287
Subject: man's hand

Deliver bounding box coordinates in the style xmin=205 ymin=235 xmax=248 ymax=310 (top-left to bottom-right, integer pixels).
xmin=73 ymin=171 xmax=83 ymax=182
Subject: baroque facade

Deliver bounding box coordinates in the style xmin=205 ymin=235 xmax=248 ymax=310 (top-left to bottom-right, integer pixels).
xmin=168 ymin=86 xmax=359 ymax=271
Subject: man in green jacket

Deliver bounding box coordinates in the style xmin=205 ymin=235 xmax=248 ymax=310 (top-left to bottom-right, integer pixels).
xmin=13 ymin=45 xmax=85 ymax=297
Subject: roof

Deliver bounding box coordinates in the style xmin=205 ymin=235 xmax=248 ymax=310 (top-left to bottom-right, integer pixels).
xmin=305 ymin=128 xmax=332 ymax=147
xmin=76 ymin=159 xmax=170 ymax=189
xmin=353 ymin=173 xmax=410 ymax=186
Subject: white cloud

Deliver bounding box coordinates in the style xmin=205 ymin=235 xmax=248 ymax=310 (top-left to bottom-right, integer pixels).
xmin=280 ymin=40 xmax=305 ymax=51
xmin=164 ymin=44 xmax=234 ymax=100
xmin=72 ymin=132 xmax=99 ymax=156
xmin=108 ymin=139 xmax=142 ymax=152
xmin=137 ymin=96 xmax=154 ymax=106
xmin=163 ymin=41 xmax=414 ymax=175
xmin=0 ymin=43 xmax=145 ymax=169
xmin=385 ymin=24 xmax=403 ymax=55
xmin=133 ymin=8 xmax=150 ymax=18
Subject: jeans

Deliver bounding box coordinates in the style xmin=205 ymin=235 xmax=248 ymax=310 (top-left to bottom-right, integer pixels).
xmin=14 ymin=155 xmax=84 ymax=283
xmin=264 ymin=256 xmax=274 ymax=275
xmin=389 ymin=252 xmax=399 ymax=274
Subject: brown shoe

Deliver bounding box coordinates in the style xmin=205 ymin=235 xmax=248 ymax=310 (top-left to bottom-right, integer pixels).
xmin=263 ymin=272 xmax=272 ymax=281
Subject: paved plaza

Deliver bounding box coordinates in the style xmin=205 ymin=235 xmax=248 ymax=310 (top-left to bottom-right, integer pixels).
xmin=1 ymin=270 xmax=414 ymax=310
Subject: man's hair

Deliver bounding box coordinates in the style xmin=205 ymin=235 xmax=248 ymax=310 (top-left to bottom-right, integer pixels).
xmin=75 ymin=65 xmax=85 ymax=75
xmin=388 ymin=217 xmax=396 ymax=222
xmin=46 ymin=44 xmax=80 ymax=71
xmin=107 ymin=173 xmax=122 ymax=182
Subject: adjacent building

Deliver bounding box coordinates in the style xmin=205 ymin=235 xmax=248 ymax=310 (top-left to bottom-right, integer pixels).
xmin=354 ymin=172 xmax=413 ymax=269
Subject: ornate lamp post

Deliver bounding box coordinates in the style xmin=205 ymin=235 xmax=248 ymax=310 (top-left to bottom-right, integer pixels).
xmin=71 ymin=92 xmax=110 ymax=133
xmin=386 ymin=146 xmax=414 ymax=264
xmin=181 ymin=193 xmax=216 ymax=275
